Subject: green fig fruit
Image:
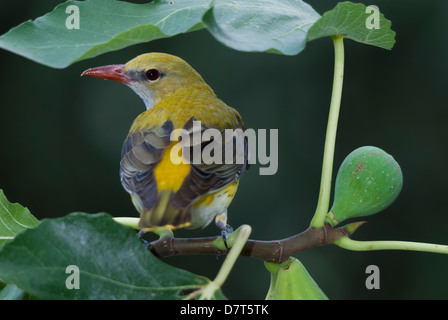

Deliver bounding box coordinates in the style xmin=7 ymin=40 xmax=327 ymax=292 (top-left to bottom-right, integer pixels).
xmin=265 ymin=257 xmax=328 ymax=300
xmin=327 ymin=146 xmax=403 ymax=226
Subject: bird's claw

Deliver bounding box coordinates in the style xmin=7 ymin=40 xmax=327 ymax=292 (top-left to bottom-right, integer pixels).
xmin=221 ymin=225 xmax=234 ymax=249
xmin=137 ymin=230 xmax=151 ymax=249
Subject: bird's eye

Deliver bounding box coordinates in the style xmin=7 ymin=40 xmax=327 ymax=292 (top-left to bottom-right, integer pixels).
xmin=145 ymin=68 xmax=161 ymax=81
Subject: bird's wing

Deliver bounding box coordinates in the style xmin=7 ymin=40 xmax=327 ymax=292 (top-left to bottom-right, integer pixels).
xmin=120 ymin=119 xmax=173 ymax=213
xmin=171 ymin=116 xmax=249 ymax=209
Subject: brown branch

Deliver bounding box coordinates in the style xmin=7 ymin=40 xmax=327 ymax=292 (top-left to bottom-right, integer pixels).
xmin=149 ymin=223 xmax=350 ymax=263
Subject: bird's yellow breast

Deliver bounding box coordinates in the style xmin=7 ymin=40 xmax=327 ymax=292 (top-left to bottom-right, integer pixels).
xmin=128 ymin=85 xmax=242 ymax=136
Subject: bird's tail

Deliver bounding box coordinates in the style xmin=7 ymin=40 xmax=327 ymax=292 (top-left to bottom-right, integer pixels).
xmin=137 ymin=190 xmax=192 ymax=231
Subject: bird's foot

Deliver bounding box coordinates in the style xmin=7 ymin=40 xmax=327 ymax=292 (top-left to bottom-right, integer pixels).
xmin=220 ymin=224 xmax=234 ymax=249
xmin=137 ymin=230 xmax=151 ymax=249
xmin=215 ymin=210 xmax=234 ymax=249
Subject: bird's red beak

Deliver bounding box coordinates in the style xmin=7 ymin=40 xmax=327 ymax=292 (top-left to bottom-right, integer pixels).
xmin=81 ymin=64 xmax=130 ymax=84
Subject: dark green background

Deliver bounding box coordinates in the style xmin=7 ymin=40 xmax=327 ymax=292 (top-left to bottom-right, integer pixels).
xmin=1 ymin=0 xmax=447 ymax=299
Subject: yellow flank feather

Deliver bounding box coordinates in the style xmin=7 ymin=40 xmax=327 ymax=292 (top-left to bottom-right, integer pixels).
xmin=194 ymin=181 xmax=239 ymax=208
xmin=153 ymin=142 xmax=191 ymax=192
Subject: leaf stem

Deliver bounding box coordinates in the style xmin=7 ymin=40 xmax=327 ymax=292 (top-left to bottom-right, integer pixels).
xmin=215 ymin=226 xmax=251 ymax=285
xmin=309 ymin=35 xmax=345 ymax=229
xmin=198 ymin=225 xmax=252 ymax=299
xmin=113 ymin=217 xmax=140 ymax=229
xmin=335 ymin=236 xmax=448 ymax=254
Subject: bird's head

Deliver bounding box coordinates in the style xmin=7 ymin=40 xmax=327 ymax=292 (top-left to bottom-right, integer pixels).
xmin=82 ymin=52 xmax=211 ymax=109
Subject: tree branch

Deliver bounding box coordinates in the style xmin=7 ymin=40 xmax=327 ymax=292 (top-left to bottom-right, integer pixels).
xmin=148 ymin=223 xmax=349 ymax=263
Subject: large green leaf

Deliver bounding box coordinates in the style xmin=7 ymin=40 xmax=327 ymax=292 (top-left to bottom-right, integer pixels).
xmin=307 ymin=2 xmax=396 ymax=49
xmin=202 ymin=0 xmax=320 ymax=55
xmin=0 ymin=0 xmax=395 ymax=69
xmin=0 ymin=212 xmax=219 ymax=300
xmin=0 ymin=189 xmax=39 ymax=247
xmin=0 ymin=0 xmax=211 ymax=68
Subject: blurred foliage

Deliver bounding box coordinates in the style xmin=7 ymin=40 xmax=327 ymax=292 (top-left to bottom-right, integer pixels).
xmin=0 ymin=0 xmax=447 ymax=299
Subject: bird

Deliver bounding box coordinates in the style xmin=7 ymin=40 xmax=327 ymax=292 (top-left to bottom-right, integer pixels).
xmin=81 ymin=53 xmax=249 ymax=235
